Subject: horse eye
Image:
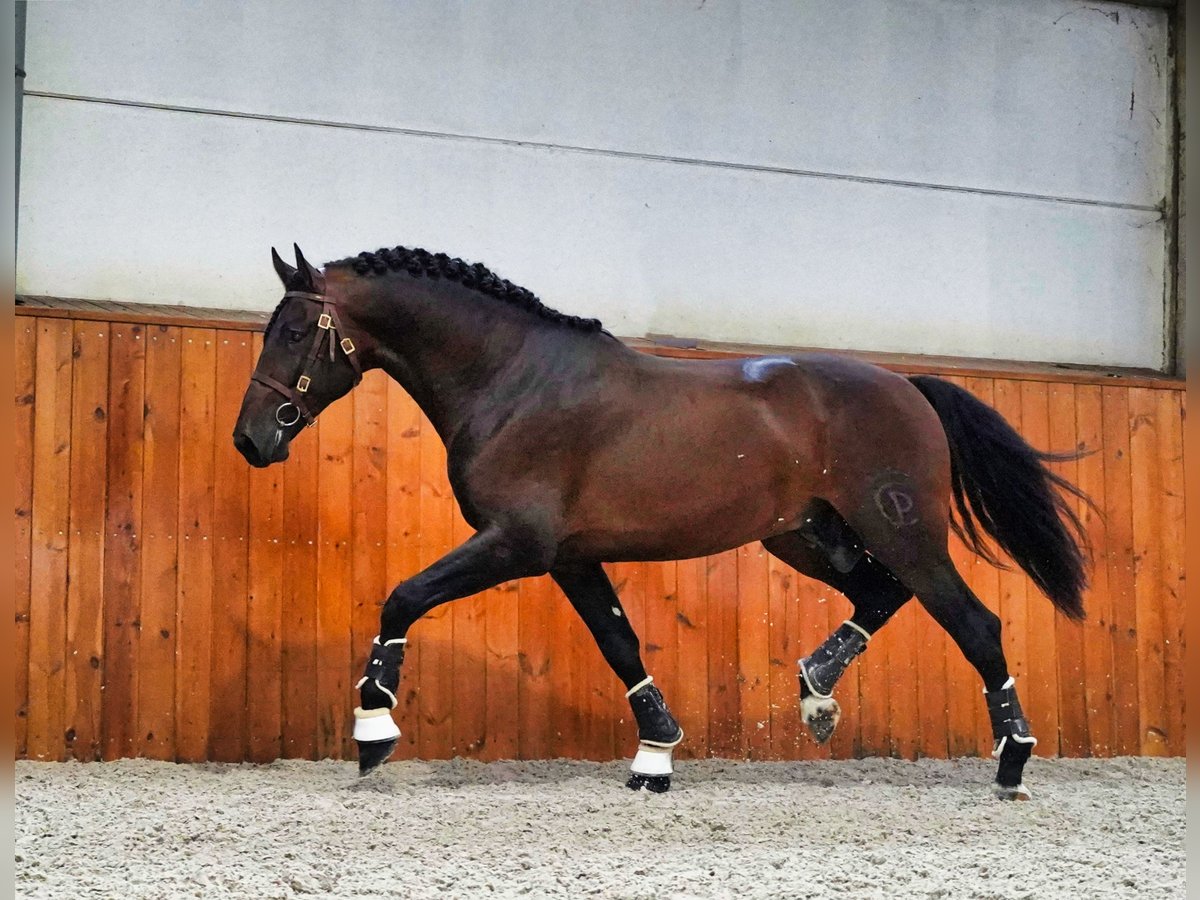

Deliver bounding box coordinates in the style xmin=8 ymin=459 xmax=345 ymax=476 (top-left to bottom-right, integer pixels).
xmin=284 ymin=327 xmax=307 ymax=344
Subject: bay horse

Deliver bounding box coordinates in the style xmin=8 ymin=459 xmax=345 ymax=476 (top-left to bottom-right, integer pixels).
xmin=233 ymin=245 xmax=1090 ymax=800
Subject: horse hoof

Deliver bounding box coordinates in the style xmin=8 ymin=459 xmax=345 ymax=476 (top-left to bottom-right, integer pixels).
xmin=994 ymin=783 xmax=1031 ymax=801
xmin=626 ymin=773 xmax=671 ymax=793
xmin=801 ymin=694 xmax=841 ymax=744
xmin=356 ymin=738 xmax=398 ymax=776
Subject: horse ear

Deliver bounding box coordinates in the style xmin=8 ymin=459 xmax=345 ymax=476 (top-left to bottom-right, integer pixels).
xmin=271 ymin=247 xmax=297 ymax=287
xmin=293 ymin=243 xmax=326 ymax=294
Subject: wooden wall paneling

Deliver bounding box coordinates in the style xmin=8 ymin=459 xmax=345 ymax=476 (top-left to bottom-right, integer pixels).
xmin=14 ymin=322 xmax=37 ymax=757
xmin=175 ymin=329 xmax=217 ymax=762
xmin=737 ymin=544 xmax=772 ymax=759
xmin=794 ymin=557 xmax=835 ymax=762
xmin=101 ymin=323 xmax=146 ymax=760
xmin=384 ymin=381 xmax=422 ymax=759
xmin=349 ymin=371 xmax=389 ymax=761
xmin=1100 ymin=386 xmax=1140 ymax=755
xmin=517 ymin=573 xmax=554 ymax=760
xmin=207 ymin=330 xmax=252 ymax=762
xmin=1048 ymin=383 xmax=1088 ymax=757
xmin=482 ymin=577 xmax=521 ymax=761
xmin=1128 ymin=388 xmax=1168 ymax=756
xmin=765 ymin=553 xmax=799 ymax=760
xmin=1019 ymin=380 xmax=1060 ymax=756
xmin=1156 ymin=390 xmax=1185 ymax=756
xmin=706 ymin=550 xmax=740 ymax=757
xmin=856 ymin=577 xmax=891 ymax=758
xmin=822 ymin=579 xmax=860 ymax=759
xmin=27 ymin=319 xmax=74 ymax=760
xmin=63 ymin=322 xmax=109 ymax=761
xmin=643 ymin=560 xmax=680 ymax=754
xmin=314 ymin=392 xmax=354 ymax=760
xmin=1074 ymin=384 xmax=1116 ymax=756
xmin=417 ymin=414 xmax=455 ymax=759
xmin=451 ymin=500 xmax=488 ymax=757
xmin=137 ymin=325 xmax=181 ymax=761
xmin=672 ymin=556 xmax=708 ymax=760
xmin=247 ymin=330 xmax=286 ymax=763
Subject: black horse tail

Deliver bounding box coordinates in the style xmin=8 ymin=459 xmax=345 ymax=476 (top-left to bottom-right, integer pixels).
xmin=907 ymin=375 xmax=1092 ymax=621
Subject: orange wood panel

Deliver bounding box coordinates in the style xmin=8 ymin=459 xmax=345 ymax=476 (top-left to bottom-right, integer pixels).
xmin=350 ymin=371 xmax=389 ymax=760
xmin=281 ymin=417 xmax=320 ymax=760
xmin=416 ymin=412 xmax=455 ymax=759
xmin=14 ymin=321 xmax=37 ymax=758
xmin=517 ymin=573 xmax=555 ymax=760
xmin=315 ymin=392 xmax=354 ymax=760
xmin=643 ymin=560 xmax=680 ymax=752
xmin=706 ymin=550 xmax=740 ymax=757
xmin=883 ymin=605 xmax=919 ymax=760
xmin=27 ymin=319 xmax=74 ymax=761
xmin=483 ymin=577 xmax=522 ymax=761
xmin=1074 ymin=384 xmax=1116 ymax=757
xmin=822 ymin=578 xmax=859 ymax=759
xmin=175 ymin=330 xmax=217 ymax=762
xmin=1128 ymin=388 xmax=1169 ymax=756
xmin=1155 ymin=390 xmax=1185 ymax=756
xmin=1048 ymin=383 xmax=1088 ymax=758
xmin=451 ymin=502 xmax=488 ymax=757
xmin=793 ymin=557 xmax=834 ymax=762
xmin=765 ymin=554 xmax=799 ymax=760
xmin=737 ymin=544 xmax=772 ymax=759
xmin=64 ymin=323 xmax=109 ymax=761
xmin=672 ymin=556 xmax=708 ymax=760
xmin=1019 ymin=380 xmax=1060 ymax=757
xmin=247 ymin=331 xmax=286 ymax=763
xmin=384 ymin=382 xmax=422 ymax=759
xmin=137 ymin=325 xmax=181 ymax=761
xmin=208 ymin=331 xmax=252 ymax=762
xmin=1101 ymin=386 xmax=1141 ymax=756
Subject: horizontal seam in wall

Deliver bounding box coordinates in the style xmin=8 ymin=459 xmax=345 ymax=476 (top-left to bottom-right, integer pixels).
xmin=25 ymin=90 xmax=1163 ymax=214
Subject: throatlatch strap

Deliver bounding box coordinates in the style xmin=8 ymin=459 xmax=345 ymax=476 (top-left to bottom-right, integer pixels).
xmin=799 ymin=620 xmax=870 ymax=698
xmin=356 ymin=636 xmax=407 ymax=709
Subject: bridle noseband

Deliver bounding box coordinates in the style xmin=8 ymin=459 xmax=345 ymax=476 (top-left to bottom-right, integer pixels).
xmin=252 ymin=290 xmax=363 ymax=428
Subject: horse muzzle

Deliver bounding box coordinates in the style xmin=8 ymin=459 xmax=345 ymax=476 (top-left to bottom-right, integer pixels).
xmin=233 ymin=426 xmax=290 ymax=468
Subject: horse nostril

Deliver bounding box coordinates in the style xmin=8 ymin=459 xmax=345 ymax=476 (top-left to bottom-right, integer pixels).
xmin=234 ymin=431 xmax=267 ymax=468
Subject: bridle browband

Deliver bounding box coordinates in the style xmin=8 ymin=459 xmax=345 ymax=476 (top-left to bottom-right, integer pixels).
xmin=252 ymin=290 xmax=363 ymax=428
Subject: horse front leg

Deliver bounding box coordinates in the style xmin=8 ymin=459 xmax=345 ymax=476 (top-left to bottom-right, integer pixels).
xmin=551 ymin=563 xmax=684 ymax=793
xmin=356 ymin=526 xmax=548 ymax=775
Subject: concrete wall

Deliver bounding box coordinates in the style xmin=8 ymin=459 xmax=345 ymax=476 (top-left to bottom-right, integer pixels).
xmin=17 ymin=0 xmax=1174 ymax=368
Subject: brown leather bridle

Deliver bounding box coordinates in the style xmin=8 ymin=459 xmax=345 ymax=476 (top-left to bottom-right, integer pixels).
xmin=252 ymin=290 xmax=363 ymax=427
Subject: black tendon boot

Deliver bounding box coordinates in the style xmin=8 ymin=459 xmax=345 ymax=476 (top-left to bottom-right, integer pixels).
xmin=625 ymin=678 xmax=683 ymax=793
xmin=986 ymin=676 xmax=1036 ymax=800
xmin=798 ymin=620 xmax=870 ymax=743
xmin=354 ymin=636 xmax=407 ymax=775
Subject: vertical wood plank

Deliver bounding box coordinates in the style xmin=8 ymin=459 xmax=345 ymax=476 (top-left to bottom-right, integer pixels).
xmin=1128 ymin=388 xmax=1168 ymax=756
xmin=27 ymin=319 xmax=74 ymax=761
xmin=737 ymin=544 xmax=772 ymax=759
xmin=417 ymin=413 xmax=455 ymax=759
xmin=315 ymin=393 xmax=354 ymax=759
xmin=517 ymin=573 xmax=554 ymax=760
xmin=207 ymin=331 xmax=252 ymax=762
xmin=706 ymin=550 xmax=740 ymax=757
xmin=794 ymin=565 xmax=835 ymax=761
xmin=673 ymin=556 xmax=708 ymax=759
xmin=1155 ymin=390 xmax=1185 ymax=756
xmin=101 ymin=323 xmax=145 ymax=760
xmin=1074 ymin=384 xmax=1116 ymax=756
xmin=64 ymin=323 xmax=109 ymax=761
xmin=1101 ymin=386 xmax=1140 ymax=755
xmin=385 ymin=382 xmax=422 ymax=759
xmin=176 ymin=329 xmax=217 ymax=762
xmin=823 ymin=582 xmax=859 ymax=759
xmin=138 ymin=325 xmax=181 ymax=760
xmin=883 ymin=605 xmax=919 ymax=760
xmin=247 ymin=334 xmax=285 ymax=763
xmin=766 ymin=554 xmax=799 ymax=760
xmin=14 ymin=322 xmax=37 ymax=758
xmin=1048 ymin=383 xmax=1088 ymax=757
xmin=451 ymin=500 xmax=488 ymax=757
xmin=483 ymin=578 xmax=522 ymax=760
xmin=350 ymin=371 xmax=389 ymax=760
xmin=1020 ymin=380 xmax=1060 ymax=756
xmin=643 ymin=561 xmax=680 ymax=753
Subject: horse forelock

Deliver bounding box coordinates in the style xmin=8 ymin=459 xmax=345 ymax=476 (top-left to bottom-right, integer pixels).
xmin=324 ymin=246 xmax=605 ymax=334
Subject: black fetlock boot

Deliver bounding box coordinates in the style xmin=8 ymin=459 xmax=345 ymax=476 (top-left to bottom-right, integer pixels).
xmin=798 ymin=620 xmax=870 ymax=743
xmin=354 ymin=636 xmax=407 ymax=775
xmin=625 ymin=677 xmax=683 ymax=793
xmin=985 ymin=676 xmax=1036 ymax=800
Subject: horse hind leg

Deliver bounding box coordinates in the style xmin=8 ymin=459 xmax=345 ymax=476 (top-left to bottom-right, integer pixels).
xmin=762 ymin=508 xmax=912 ymax=744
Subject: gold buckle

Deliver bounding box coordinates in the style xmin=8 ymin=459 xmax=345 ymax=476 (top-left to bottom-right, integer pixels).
xmin=296 ymin=374 xmax=311 ymax=393
xmin=317 ymin=313 xmax=332 ymax=330
xmin=340 ymin=337 xmax=356 ymax=354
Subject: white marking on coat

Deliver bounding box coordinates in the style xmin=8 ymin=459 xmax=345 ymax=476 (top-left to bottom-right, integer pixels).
xmin=741 ymin=356 xmax=798 ymax=383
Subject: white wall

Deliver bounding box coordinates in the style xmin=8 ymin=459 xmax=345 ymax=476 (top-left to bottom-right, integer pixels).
xmin=17 ymin=0 xmax=1174 ymax=369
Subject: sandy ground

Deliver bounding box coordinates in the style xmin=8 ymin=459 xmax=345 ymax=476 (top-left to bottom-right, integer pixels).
xmin=15 ymin=756 xmax=1183 ymax=899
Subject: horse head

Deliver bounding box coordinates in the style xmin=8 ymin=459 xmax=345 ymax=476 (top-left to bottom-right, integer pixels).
xmin=232 ymin=244 xmax=365 ymax=467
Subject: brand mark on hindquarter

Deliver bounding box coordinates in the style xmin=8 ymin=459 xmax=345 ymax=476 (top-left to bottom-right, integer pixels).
xmin=873 ymin=480 xmax=919 ymax=527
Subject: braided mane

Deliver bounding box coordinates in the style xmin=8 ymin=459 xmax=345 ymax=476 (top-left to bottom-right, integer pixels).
xmin=325 ymin=246 xmax=604 ymax=333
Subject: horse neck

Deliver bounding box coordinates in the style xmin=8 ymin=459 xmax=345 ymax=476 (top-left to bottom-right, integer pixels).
xmin=355 ymin=275 xmax=609 ymax=445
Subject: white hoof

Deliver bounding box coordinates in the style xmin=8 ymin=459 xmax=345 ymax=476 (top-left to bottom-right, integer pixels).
xmin=800 ymin=694 xmax=841 ymax=744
